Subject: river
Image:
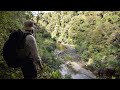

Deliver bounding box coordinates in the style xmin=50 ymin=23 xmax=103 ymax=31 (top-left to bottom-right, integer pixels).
xmin=54 ymin=45 xmax=96 ymax=79
xmin=59 ymin=61 xmax=96 ymax=79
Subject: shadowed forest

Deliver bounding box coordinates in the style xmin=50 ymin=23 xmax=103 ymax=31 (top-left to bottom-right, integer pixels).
xmin=0 ymin=11 xmax=120 ymax=79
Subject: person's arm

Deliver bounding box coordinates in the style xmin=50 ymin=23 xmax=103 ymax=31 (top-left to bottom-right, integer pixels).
xmin=25 ymin=35 xmax=43 ymax=69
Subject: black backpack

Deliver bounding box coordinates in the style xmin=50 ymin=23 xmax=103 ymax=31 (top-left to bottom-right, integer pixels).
xmin=3 ymin=29 xmax=32 ymax=68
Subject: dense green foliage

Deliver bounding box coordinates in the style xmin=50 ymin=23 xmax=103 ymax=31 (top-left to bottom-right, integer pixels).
xmin=37 ymin=11 xmax=120 ymax=79
xmin=0 ymin=11 xmax=120 ymax=79
xmin=35 ymin=26 xmax=62 ymax=79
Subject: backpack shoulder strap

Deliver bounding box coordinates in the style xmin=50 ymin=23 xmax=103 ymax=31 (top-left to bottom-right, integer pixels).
xmin=20 ymin=32 xmax=32 ymax=48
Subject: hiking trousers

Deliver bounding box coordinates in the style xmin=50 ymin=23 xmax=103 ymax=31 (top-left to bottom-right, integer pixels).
xmin=20 ymin=60 xmax=37 ymax=79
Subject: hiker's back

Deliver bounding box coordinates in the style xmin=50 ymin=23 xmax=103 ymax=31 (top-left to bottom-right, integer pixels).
xmin=24 ymin=32 xmax=38 ymax=62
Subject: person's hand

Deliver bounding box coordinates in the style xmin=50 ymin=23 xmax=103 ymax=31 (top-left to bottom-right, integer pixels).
xmin=36 ymin=60 xmax=43 ymax=70
xmin=39 ymin=62 xmax=43 ymax=70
